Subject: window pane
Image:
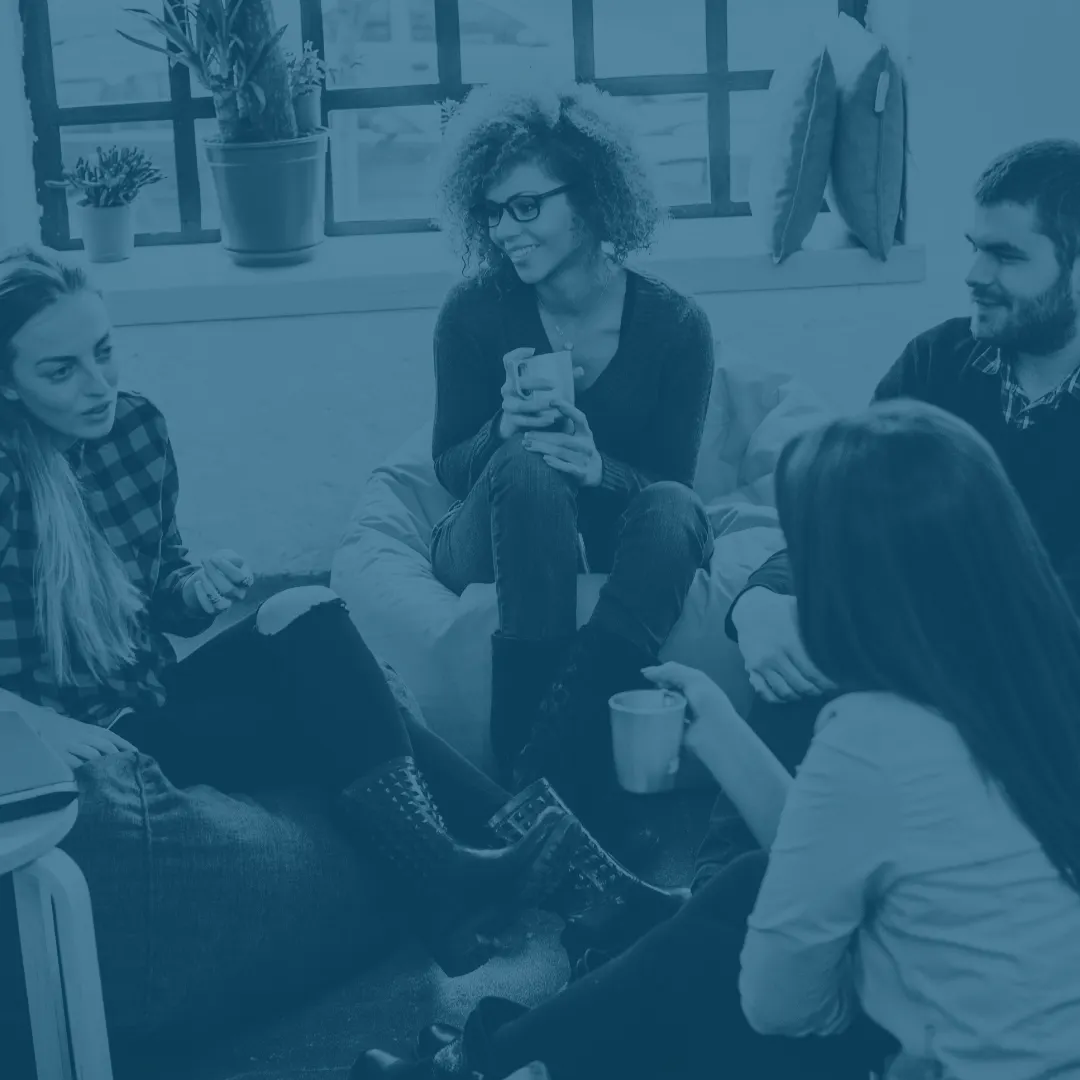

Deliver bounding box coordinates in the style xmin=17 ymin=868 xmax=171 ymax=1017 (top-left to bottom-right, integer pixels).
xmin=728 ymin=0 xmax=836 ymax=71
xmin=52 ymin=0 xmax=170 ymax=107
xmin=621 ymin=95 xmax=709 ymax=207
xmin=322 ymin=0 xmax=438 ymax=88
xmin=729 ymin=90 xmax=768 ymax=204
xmin=593 ymin=0 xmax=706 ymax=78
xmin=192 ymin=0 xmax=303 ymax=97
xmin=328 ymin=106 xmax=442 ymax=222
xmin=460 ymin=0 xmax=574 ymax=84
xmin=60 ymin=122 xmax=179 ymax=236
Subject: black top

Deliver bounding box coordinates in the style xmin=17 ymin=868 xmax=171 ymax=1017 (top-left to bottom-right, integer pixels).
xmin=728 ymin=316 xmax=1080 ymax=637
xmin=431 ymin=269 xmax=716 ymax=503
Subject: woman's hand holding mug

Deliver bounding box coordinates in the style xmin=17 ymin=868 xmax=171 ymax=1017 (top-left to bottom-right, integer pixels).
xmin=498 ymin=348 xmax=584 ymax=440
xmin=642 ymin=661 xmax=741 ymax=756
xmin=522 ymin=397 xmax=603 ymax=487
xmin=183 ymin=549 xmax=255 ymax=615
xmin=499 ymin=348 xmax=557 ymax=438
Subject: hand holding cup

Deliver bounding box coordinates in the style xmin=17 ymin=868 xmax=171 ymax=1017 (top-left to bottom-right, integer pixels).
xmin=498 ymin=348 xmax=583 ymax=440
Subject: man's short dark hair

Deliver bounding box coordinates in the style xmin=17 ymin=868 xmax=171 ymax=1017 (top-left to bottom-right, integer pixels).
xmin=974 ymin=139 xmax=1080 ymax=269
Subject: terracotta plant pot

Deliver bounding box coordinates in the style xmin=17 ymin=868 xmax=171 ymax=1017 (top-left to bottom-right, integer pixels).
xmin=79 ymin=203 xmax=135 ymax=263
xmin=203 ymin=130 xmax=329 ymax=266
xmin=293 ymin=88 xmax=322 ymax=133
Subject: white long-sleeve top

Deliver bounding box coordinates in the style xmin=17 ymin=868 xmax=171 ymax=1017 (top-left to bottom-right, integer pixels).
xmin=739 ymin=692 xmax=1080 ymax=1080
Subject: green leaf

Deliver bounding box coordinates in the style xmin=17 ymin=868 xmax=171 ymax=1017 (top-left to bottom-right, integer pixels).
xmin=116 ymin=30 xmax=174 ymax=57
xmin=224 ymin=0 xmax=247 ymax=37
xmin=195 ymin=0 xmax=228 ymax=57
xmin=122 ymin=9 xmax=202 ymax=71
xmin=246 ymin=23 xmax=287 ymax=81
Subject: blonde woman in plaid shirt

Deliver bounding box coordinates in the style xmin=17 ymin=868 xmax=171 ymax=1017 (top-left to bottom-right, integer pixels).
xmin=0 ymin=244 xmax=573 ymax=969
xmin=0 ymin=250 xmax=708 ymax=1066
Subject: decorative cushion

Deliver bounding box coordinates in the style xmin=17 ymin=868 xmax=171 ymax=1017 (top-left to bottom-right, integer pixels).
xmin=332 ymin=361 xmax=833 ymax=779
xmin=750 ymin=45 xmax=837 ymax=264
xmin=827 ymin=12 xmax=905 ymax=260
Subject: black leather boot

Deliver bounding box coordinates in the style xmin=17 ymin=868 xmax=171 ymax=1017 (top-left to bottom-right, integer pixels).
xmin=487 ymin=778 xmax=688 ymax=974
xmin=339 ymin=757 xmax=571 ymax=977
xmin=513 ymin=623 xmax=653 ymax=824
xmin=489 ymin=631 xmax=573 ymax=784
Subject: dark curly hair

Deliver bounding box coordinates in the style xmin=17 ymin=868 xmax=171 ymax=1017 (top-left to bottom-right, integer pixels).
xmin=435 ymin=79 xmax=667 ymax=278
xmin=975 ymin=139 xmax=1080 ymax=270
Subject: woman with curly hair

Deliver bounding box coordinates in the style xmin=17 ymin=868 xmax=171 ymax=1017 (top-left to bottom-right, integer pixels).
xmin=429 ymin=80 xmax=716 ymax=836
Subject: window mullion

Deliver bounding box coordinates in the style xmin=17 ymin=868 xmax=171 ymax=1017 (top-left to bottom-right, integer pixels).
xmin=704 ymin=0 xmax=731 ymax=214
xmin=433 ymin=0 xmax=463 ymax=89
xmin=165 ymin=1 xmax=202 ymax=236
xmin=20 ymin=0 xmax=69 ymax=247
xmin=571 ymin=0 xmax=596 ymax=82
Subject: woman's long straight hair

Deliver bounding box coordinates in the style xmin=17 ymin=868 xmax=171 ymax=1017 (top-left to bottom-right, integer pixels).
xmin=776 ymin=399 xmax=1080 ymax=894
xmin=0 ymin=248 xmax=143 ymax=684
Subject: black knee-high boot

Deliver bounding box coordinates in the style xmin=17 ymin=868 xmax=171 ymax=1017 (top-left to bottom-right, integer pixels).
xmin=512 ymin=622 xmax=653 ymax=833
xmin=338 ymin=757 xmax=572 ymax=978
xmin=489 ymin=632 xmax=574 ymax=784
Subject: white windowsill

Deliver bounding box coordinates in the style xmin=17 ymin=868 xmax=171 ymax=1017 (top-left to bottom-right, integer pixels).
xmin=85 ymin=215 xmax=926 ymax=327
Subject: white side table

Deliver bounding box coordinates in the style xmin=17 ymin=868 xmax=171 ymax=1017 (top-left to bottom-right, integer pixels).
xmin=0 ymin=801 xmax=113 ymax=1080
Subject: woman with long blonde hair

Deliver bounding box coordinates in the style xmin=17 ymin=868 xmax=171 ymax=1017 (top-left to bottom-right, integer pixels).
xmin=0 ymin=248 xmax=681 ymax=1062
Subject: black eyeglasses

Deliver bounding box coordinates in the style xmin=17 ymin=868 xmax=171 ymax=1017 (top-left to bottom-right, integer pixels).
xmin=471 ymin=185 xmax=573 ymax=229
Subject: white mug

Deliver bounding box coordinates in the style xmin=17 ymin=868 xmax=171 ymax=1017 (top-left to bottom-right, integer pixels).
xmin=511 ymin=349 xmax=575 ymax=406
xmin=609 ymin=689 xmax=687 ymax=794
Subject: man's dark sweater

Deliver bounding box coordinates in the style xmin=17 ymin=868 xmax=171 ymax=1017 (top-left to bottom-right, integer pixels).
xmin=431 ymin=269 xmax=715 ymax=502
xmin=727 ymin=316 xmax=1080 ymax=633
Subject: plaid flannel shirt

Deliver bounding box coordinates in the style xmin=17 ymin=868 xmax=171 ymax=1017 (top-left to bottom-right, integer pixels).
xmin=0 ymin=392 xmax=216 ymax=725
xmin=970 ymin=345 xmax=1080 ymax=429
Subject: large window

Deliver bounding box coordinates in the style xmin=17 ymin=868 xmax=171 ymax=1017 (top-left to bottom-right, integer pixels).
xmin=22 ymin=0 xmax=868 ymax=250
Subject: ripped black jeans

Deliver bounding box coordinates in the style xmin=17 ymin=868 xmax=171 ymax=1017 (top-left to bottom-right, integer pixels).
xmin=111 ymin=585 xmax=511 ymax=841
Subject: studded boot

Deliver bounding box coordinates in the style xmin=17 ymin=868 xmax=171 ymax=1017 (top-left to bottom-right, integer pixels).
xmin=338 ymin=756 xmax=571 ymax=977
xmin=488 ymin=778 xmax=688 ymax=974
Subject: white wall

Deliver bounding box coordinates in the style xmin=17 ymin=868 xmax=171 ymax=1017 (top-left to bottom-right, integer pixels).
xmin=14 ymin=0 xmax=1080 ymax=575
xmin=901 ymin=0 xmax=1080 ymax=319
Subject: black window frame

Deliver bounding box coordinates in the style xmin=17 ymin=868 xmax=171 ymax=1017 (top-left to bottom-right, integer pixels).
xmin=21 ymin=0 xmax=868 ymax=251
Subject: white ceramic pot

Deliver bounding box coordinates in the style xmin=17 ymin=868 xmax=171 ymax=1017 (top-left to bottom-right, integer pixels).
xmin=293 ymin=88 xmax=322 ymax=133
xmin=79 ymin=203 xmax=135 ymax=263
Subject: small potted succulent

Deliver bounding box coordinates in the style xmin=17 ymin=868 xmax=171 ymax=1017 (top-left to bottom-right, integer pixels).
xmin=120 ymin=0 xmax=329 ymax=265
xmin=286 ymin=41 xmax=328 ymax=134
xmin=47 ymin=146 xmax=164 ymax=263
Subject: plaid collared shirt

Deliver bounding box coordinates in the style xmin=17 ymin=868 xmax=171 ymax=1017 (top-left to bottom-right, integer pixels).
xmin=970 ymin=345 xmax=1080 ymax=429
xmin=0 ymin=392 xmax=215 ymax=725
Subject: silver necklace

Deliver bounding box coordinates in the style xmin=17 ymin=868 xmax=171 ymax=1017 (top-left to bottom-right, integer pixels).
xmin=538 ymin=261 xmax=616 ymax=351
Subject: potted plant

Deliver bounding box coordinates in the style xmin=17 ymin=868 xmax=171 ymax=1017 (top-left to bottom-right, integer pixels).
xmin=286 ymin=41 xmax=328 ymax=134
xmin=46 ymin=146 xmax=164 ymax=263
xmin=120 ymin=0 xmax=329 ymax=265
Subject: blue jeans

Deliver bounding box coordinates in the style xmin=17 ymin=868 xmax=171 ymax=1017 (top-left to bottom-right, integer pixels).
xmin=459 ymin=851 xmax=896 ymax=1080
xmin=431 ymin=436 xmax=714 ymax=654
xmin=1 ymin=588 xmax=511 ymax=1064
